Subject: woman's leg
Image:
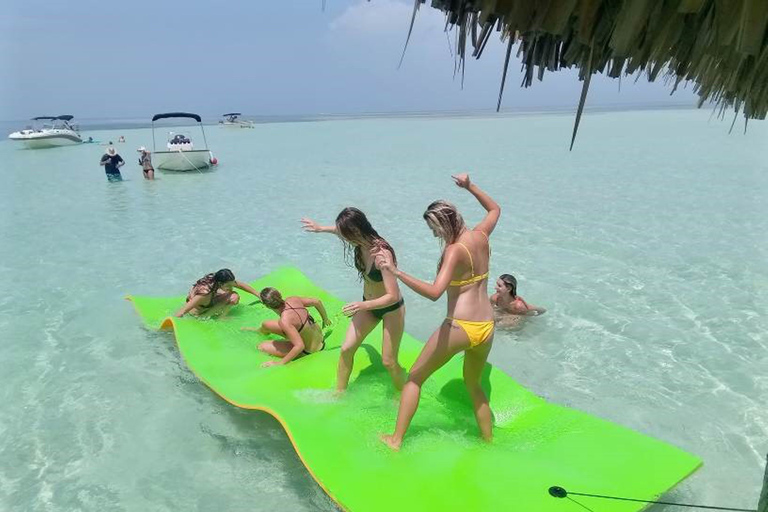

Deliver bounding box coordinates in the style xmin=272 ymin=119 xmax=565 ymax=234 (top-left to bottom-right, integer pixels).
xmin=381 ymin=305 xmax=406 ymax=391
xmin=381 ymin=320 xmax=470 ymax=450
xmin=258 ymin=340 xmax=295 ymax=358
xmin=463 ymin=334 xmax=494 ymax=441
xmin=258 ymin=319 xmax=284 ymax=336
xmin=336 ymin=311 xmax=379 ymax=392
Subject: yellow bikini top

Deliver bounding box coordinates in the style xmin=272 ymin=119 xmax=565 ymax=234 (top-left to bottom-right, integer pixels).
xmin=449 ymin=230 xmax=490 ymax=287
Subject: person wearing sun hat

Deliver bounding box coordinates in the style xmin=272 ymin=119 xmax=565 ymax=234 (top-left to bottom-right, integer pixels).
xmin=137 ymin=146 xmax=154 ymax=180
xmin=99 ymin=146 xmax=125 ymax=182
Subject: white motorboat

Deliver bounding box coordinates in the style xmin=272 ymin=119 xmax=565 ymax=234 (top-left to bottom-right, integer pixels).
xmin=8 ymin=115 xmax=83 ymax=149
xmin=151 ymin=112 xmax=215 ymax=172
xmin=219 ymin=112 xmax=255 ymax=128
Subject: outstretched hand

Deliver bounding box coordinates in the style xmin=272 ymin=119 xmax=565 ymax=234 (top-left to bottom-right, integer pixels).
xmin=261 ymin=360 xmax=281 ymax=368
xmin=342 ymin=302 xmax=364 ymax=317
xmin=451 ymin=173 xmax=471 ymax=189
xmin=301 ymin=218 xmax=322 ymax=232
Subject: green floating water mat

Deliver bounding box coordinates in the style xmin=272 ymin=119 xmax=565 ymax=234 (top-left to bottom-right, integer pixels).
xmin=128 ymin=267 xmax=701 ymax=512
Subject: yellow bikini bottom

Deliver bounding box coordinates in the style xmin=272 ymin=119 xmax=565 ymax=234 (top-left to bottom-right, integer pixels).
xmin=447 ymin=318 xmax=495 ymax=347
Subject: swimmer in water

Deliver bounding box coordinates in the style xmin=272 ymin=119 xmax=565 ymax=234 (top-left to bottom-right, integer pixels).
xmin=491 ymin=274 xmax=546 ymax=328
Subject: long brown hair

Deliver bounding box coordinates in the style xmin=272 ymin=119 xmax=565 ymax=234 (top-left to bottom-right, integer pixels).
xmin=335 ymin=207 xmax=397 ymax=280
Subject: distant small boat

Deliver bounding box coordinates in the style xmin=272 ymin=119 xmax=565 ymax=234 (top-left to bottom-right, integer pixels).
xmin=219 ymin=112 xmax=255 ymax=128
xmin=151 ymin=112 xmax=215 ymax=172
xmin=8 ymin=115 xmax=83 ymax=149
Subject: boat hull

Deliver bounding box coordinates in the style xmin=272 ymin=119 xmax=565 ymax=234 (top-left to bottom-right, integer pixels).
xmin=220 ymin=121 xmax=254 ymax=128
xmin=8 ymin=130 xmax=82 ymax=149
xmin=154 ymin=150 xmax=212 ymax=171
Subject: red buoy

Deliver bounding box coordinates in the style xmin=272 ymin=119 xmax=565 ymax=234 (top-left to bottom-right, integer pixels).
xmin=210 ymin=156 xmax=218 ymax=165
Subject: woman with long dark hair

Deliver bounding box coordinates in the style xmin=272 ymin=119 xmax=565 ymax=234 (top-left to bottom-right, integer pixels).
xmin=376 ymin=174 xmax=500 ymax=450
xmin=301 ymin=208 xmax=405 ymax=392
xmin=174 ymin=269 xmax=260 ymax=318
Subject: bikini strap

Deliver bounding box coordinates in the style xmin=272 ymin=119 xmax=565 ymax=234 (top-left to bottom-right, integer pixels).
xmin=285 ymin=303 xmax=308 ymax=329
xmin=456 ymin=242 xmax=475 ymax=277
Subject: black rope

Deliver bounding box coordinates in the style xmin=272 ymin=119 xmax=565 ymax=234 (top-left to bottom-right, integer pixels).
xmin=548 ymin=486 xmax=757 ymax=512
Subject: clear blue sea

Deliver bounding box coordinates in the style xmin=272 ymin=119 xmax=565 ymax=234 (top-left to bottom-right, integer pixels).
xmin=0 ymin=109 xmax=766 ymax=511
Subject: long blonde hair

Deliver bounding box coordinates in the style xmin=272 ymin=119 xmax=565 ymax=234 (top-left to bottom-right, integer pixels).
xmin=423 ymin=200 xmax=465 ymax=245
xmin=423 ymin=200 xmax=466 ymax=270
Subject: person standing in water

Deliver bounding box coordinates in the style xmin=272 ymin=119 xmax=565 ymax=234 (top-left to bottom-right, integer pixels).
xmin=137 ymin=147 xmax=154 ymax=180
xmin=377 ymin=174 xmax=500 ymax=450
xmin=100 ymin=147 xmax=125 ymax=182
xmin=244 ymin=287 xmax=331 ymax=367
xmin=301 ymin=208 xmax=406 ymax=393
xmin=491 ymin=274 xmax=546 ymax=328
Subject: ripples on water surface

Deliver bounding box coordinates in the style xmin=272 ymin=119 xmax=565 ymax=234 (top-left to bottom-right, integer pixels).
xmin=0 ymin=109 xmax=766 ymax=511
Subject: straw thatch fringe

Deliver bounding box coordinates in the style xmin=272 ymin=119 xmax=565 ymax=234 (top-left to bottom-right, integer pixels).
xmin=406 ymin=0 xmax=768 ymax=143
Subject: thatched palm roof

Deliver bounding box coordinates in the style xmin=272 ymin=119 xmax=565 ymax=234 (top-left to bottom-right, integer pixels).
xmin=402 ymin=0 xmax=768 ymax=147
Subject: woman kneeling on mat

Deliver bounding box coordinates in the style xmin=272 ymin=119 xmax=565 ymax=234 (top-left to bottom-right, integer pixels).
xmin=175 ymin=269 xmax=260 ymax=318
xmin=491 ymin=274 xmax=546 ymax=328
xmin=246 ymin=287 xmax=330 ymax=368
xmin=302 ymin=207 xmax=406 ymax=392
xmin=377 ymin=174 xmax=500 ymax=450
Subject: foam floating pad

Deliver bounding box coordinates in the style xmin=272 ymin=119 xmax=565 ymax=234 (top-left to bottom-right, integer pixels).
xmin=128 ymin=267 xmax=701 ymax=512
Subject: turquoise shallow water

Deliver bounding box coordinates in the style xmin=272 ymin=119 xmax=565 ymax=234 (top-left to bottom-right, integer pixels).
xmin=0 ymin=109 xmax=766 ymax=511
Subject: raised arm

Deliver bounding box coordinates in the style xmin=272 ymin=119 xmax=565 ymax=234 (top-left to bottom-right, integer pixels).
xmin=262 ymin=319 xmax=305 ymax=367
xmin=301 ymin=218 xmax=337 ymax=234
xmin=175 ymin=294 xmax=205 ymax=317
xmin=376 ymin=245 xmax=461 ymax=302
xmin=452 ymin=174 xmax=501 ymax=236
xmin=301 ymin=296 xmax=330 ymax=326
xmin=234 ymin=280 xmax=260 ymax=299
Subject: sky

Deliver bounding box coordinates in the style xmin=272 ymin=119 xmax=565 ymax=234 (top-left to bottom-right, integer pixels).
xmin=0 ymin=0 xmax=698 ymax=121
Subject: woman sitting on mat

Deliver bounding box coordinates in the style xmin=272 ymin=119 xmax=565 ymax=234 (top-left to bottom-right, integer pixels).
xmin=174 ymin=269 xmax=260 ymax=318
xmin=302 ymin=207 xmax=406 ymax=392
xmin=491 ymin=274 xmax=546 ymax=328
xmin=377 ymin=173 xmax=500 ymax=450
xmin=244 ymin=287 xmax=331 ymax=368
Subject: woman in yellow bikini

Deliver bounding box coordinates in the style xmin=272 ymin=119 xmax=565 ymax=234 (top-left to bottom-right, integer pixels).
xmin=377 ymin=173 xmax=500 ymax=450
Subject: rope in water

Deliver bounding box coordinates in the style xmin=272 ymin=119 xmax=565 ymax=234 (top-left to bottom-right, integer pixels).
xmin=175 ymin=148 xmax=203 ymax=174
xmin=549 ymin=486 xmax=756 ymax=511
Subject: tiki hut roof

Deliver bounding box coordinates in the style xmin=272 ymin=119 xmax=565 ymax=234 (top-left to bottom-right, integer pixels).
xmin=402 ymin=0 xmax=768 ymax=147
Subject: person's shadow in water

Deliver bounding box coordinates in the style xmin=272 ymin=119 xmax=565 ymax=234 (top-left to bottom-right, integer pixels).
xmin=352 ymin=343 xmax=495 ymax=435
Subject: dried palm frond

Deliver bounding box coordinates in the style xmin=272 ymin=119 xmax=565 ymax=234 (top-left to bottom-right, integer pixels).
xmin=400 ymin=0 xmax=768 ymax=147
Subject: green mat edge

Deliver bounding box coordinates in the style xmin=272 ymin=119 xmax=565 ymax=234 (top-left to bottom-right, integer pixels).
xmin=126 ymin=295 xmax=351 ymax=511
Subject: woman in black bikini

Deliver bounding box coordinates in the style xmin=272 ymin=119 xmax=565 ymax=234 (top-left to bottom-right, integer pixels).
xmin=302 ymin=207 xmax=406 ymax=392
xmin=175 ymin=269 xmax=260 ymax=318
xmin=247 ymin=287 xmax=331 ymax=367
